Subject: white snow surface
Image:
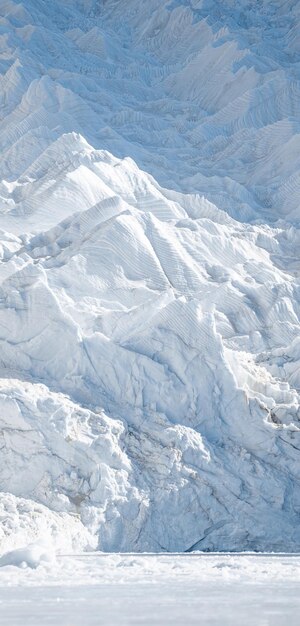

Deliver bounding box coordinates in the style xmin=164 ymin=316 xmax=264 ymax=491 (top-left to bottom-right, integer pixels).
xmin=0 ymin=0 xmax=300 ymax=553
xmin=1 ymin=552 xmax=300 ymax=625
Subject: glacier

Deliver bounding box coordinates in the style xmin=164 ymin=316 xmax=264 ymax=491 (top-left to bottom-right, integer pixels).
xmin=0 ymin=0 xmax=300 ymax=553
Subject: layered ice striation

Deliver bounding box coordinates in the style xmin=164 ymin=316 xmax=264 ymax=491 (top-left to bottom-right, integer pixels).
xmin=0 ymin=0 xmax=300 ymax=552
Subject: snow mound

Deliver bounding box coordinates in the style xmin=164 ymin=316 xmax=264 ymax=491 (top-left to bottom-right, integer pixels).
xmin=0 ymin=541 xmax=54 ymax=569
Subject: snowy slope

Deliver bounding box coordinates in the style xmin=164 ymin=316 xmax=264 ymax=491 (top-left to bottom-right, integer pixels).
xmin=0 ymin=0 xmax=300 ymax=552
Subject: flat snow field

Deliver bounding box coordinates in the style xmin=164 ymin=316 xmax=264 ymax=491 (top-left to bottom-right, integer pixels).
xmin=0 ymin=553 xmax=300 ymax=625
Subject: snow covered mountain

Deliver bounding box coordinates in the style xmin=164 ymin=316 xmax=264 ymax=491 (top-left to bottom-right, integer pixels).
xmin=0 ymin=0 xmax=300 ymax=552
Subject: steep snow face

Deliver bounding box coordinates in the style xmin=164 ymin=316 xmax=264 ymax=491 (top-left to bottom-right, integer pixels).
xmin=1 ymin=0 xmax=300 ymax=223
xmin=0 ymin=0 xmax=300 ymax=552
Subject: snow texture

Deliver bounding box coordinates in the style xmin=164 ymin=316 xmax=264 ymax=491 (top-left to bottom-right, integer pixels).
xmin=1 ymin=553 xmax=300 ymax=625
xmin=0 ymin=0 xmax=300 ymax=552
